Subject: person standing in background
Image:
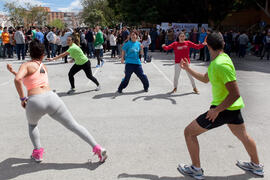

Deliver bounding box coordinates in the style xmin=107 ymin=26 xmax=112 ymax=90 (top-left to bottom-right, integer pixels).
xmin=86 ymin=28 xmax=95 ymax=58
xmin=189 ymin=28 xmax=199 ymax=59
xmin=2 ymin=27 xmax=10 ymax=58
xmin=238 ymin=31 xmax=249 ymax=58
xmin=142 ymin=31 xmax=151 ymax=63
xmin=61 ymin=28 xmax=73 ymax=63
xmin=46 ymin=27 xmax=57 ymax=58
xmin=94 ymin=25 xmax=104 ymax=68
xmin=198 ymin=27 xmax=207 ymax=61
xmin=14 ymin=26 xmax=25 ymax=60
xmin=109 ymin=30 xmax=117 ymax=58
xmin=35 ymin=27 xmax=44 ymax=44
xmin=0 ymin=26 xmax=3 ymax=57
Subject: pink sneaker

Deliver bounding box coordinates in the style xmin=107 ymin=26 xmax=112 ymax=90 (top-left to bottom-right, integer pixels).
xmin=93 ymin=145 xmax=107 ymax=163
xmin=31 ymin=148 xmax=44 ymax=163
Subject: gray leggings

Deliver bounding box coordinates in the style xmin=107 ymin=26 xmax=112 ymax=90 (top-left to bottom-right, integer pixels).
xmin=174 ymin=63 xmax=196 ymax=89
xmin=26 ymin=91 xmax=97 ymax=149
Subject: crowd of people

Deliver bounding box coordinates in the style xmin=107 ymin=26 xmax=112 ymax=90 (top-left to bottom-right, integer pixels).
xmin=2 ymin=23 xmax=266 ymax=180
xmin=1 ymin=25 xmax=270 ymax=62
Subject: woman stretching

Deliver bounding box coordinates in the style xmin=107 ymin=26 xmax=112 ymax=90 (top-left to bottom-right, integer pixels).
xmin=117 ymin=30 xmax=149 ymax=93
xmin=48 ymin=36 xmax=100 ymax=94
xmin=162 ymin=31 xmax=206 ymax=94
xmin=7 ymin=39 xmax=107 ymax=163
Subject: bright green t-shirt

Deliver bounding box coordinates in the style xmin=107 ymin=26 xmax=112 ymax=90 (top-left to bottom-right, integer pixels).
xmin=67 ymin=43 xmax=88 ymax=65
xmin=32 ymin=30 xmax=36 ymax=40
xmin=208 ymin=53 xmax=244 ymax=110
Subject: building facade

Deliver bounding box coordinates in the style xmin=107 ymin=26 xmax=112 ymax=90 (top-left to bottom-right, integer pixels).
xmin=41 ymin=7 xmax=77 ymax=28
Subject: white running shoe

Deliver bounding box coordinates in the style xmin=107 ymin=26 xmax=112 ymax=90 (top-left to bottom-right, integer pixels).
xmin=236 ymin=160 xmax=264 ymax=177
xmin=177 ymin=164 xmax=204 ymax=180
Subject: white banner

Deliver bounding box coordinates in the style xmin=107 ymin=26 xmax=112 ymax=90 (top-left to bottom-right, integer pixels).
xmin=161 ymin=22 xmax=171 ymax=31
xmin=172 ymin=23 xmax=198 ymax=32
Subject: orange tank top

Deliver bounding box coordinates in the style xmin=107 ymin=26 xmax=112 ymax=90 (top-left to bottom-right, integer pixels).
xmin=23 ymin=62 xmax=49 ymax=91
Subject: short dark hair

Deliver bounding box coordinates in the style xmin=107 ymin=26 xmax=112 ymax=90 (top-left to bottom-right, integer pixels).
xmin=67 ymin=35 xmax=75 ymax=42
xmin=206 ymin=32 xmax=224 ymax=51
xmin=29 ymin=39 xmax=45 ymax=59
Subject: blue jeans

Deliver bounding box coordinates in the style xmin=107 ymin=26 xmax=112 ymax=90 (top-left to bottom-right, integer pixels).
xmin=205 ymin=46 xmax=210 ymax=61
xmin=150 ymin=39 xmax=156 ymax=52
xmin=88 ymin=42 xmax=95 ymax=58
xmin=143 ymin=47 xmax=148 ymax=61
xmin=239 ymin=44 xmax=246 ymax=58
xmin=100 ymin=48 xmax=103 ymax=57
xmin=16 ymin=44 xmax=25 ymax=60
xmin=118 ymin=63 xmax=149 ymax=92
xmin=189 ymin=48 xmax=198 ymax=59
xmin=50 ymin=43 xmax=56 ymax=58
xmin=0 ymin=43 xmax=3 ymax=57
xmin=166 ymin=40 xmax=174 ymax=53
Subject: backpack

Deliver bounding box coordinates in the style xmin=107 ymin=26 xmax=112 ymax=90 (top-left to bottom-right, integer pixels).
xmin=146 ymin=55 xmax=152 ymax=63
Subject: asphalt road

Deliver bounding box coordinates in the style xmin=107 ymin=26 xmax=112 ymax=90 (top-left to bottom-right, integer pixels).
xmin=0 ymin=52 xmax=269 ymax=180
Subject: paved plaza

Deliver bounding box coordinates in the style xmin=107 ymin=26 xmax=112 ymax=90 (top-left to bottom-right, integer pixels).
xmin=0 ymin=52 xmax=269 ymax=180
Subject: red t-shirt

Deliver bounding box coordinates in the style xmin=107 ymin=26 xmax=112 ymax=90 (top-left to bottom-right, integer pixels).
xmin=163 ymin=41 xmax=205 ymax=63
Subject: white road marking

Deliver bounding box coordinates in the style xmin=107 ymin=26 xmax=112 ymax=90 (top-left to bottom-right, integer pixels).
xmin=0 ymin=79 xmax=12 ymax=86
xmin=151 ymin=60 xmax=173 ymax=86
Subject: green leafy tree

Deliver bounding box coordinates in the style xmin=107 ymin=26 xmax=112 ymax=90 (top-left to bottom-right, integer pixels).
xmin=4 ymin=2 xmax=48 ymax=27
xmin=49 ymin=19 xmax=65 ymax=30
xmin=25 ymin=4 xmax=48 ymax=26
xmin=107 ymin=0 xmax=252 ymax=27
xmin=4 ymin=3 xmax=26 ymax=27
xmin=81 ymin=0 xmax=117 ymax=27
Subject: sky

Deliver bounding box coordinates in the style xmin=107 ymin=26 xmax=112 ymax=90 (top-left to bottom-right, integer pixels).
xmin=0 ymin=0 xmax=83 ymax=14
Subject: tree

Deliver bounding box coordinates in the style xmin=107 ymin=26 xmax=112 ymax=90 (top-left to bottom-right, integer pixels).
xmin=25 ymin=4 xmax=48 ymax=26
xmin=81 ymin=0 xmax=117 ymax=27
xmin=4 ymin=3 xmax=26 ymax=27
xmin=4 ymin=2 xmax=48 ymax=27
xmin=49 ymin=19 xmax=65 ymax=30
xmin=107 ymin=0 xmax=251 ymax=28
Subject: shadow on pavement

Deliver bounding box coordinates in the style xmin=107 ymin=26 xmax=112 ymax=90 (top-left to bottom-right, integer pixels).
xmin=0 ymin=157 xmax=101 ymax=180
xmin=93 ymin=90 xmax=146 ymax=99
xmin=132 ymin=92 xmax=195 ymax=105
xmin=57 ymin=89 xmax=95 ymax=97
xmin=117 ymin=172 xmax=261 ymax=180
xmin=162 ymin=63 xmax=174 ymax=66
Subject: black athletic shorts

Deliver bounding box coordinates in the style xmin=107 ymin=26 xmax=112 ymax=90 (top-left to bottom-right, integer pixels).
xmin=196 ymin=105 xmax=244 ymax=130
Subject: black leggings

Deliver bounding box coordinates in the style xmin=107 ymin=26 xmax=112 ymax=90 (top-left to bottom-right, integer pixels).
xmin=68 ymin=60 xmax=99 ymax=89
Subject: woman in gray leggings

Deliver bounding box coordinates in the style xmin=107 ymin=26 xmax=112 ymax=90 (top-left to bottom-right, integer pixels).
xmin=7 ymin=39 xmax=107 ymax=163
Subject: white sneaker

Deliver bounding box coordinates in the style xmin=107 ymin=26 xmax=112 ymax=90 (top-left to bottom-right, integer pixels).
xmin=236 ymin=160 xmax=264 ymax=177
xmin=177 ymin=164 xmax=204 ymax=180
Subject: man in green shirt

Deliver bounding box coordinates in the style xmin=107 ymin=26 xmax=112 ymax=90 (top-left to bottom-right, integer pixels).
xmin=48 ymin=36 xmax=100 ymax=94
xmin=177 ymin=32 xmax=263 ymax=179
xmin=94 ymin=25 xmax=104 ymax=68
